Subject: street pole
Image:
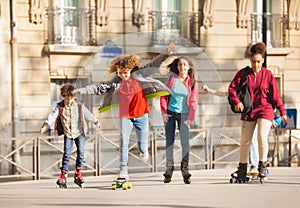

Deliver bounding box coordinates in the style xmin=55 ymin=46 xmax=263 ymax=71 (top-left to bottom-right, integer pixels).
xmin=10 ymin=0 xmax=20 ymax=175
xmin=262 ymin=0 xmax=267 ymax=68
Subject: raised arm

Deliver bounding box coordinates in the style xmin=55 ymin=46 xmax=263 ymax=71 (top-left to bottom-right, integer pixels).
xmin=202 ymin=85 xmax=228 ymax=97
xmin=75 ymin=77 xmax=120 ymax=95
xmin=139 ymin=43 xmax=175 ymax=77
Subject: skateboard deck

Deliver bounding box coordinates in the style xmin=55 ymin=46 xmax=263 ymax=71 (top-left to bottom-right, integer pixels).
xmin=247 ymin=172 xmax=259 ymax=180
xmin=246 ymin=172 xmax=268 ymax=184
xmin=112 ymin=177 xmax=132 ymax=190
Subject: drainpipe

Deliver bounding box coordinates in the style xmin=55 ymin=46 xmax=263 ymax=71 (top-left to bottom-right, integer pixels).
xmin=10 ymin=0 xmax=20 ymax=174
xmin=122 ymin=0 xmax=126 ymax=53
xmin=262 ymin=0 xmax=267 ymax=68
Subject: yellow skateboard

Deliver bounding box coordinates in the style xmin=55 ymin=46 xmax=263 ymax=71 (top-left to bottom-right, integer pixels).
xmin=111 ymin=178 xmax=132 ymax=190
xmin=247 ymin=172 xmax=267 ymax=184
xmin=247 ymin=172 xmax=259 ymax=180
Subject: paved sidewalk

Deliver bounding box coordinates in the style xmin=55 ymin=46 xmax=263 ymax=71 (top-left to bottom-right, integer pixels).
xmin=0 ymin=167 xmax=300 ymax=208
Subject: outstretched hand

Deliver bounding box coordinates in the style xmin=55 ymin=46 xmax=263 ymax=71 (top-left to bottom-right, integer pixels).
xmin=72 ymin=89 xmax=81 ymax=95
xmin=167 ymin=43 xmax=175 ymax=54
xmin=96 ymin=122 xmax=101 ymax=129
xmin=202 ymin=85 xmax=208 ymax=92
xmin=39 ymin=123 xmax=48 ymax=135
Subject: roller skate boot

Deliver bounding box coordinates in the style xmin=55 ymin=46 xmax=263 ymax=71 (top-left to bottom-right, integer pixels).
xmin=258 ymin=161 xmax=268 ymax=183
xmin=181 ymin=162 xmax=191 ymax=184
xmin=163 ymin=166 xmax=174 ymax=183
xmin=119 ymin=168 xmax=129 ymax=181
xmin=230 ymin=163 xmax=249 ymax=183
xmin=56 ymin=170 xmax=67 ymax=188
xmin=74 ymin=167 xmax=84 ymax=188
xmin=139 ymin=151 xmax=149 ymax=162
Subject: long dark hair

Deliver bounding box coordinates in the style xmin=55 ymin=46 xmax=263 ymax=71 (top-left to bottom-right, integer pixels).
xmin=167 ymin=56 xmax=197 ymax=90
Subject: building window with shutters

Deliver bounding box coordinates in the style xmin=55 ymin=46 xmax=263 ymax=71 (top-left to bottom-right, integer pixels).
xmin=45 ymin=0 xmax=96 ymax=45
xmin=250 ymin=0 xmax=289 ymax=48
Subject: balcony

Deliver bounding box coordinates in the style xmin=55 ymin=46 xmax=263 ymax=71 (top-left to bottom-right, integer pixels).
xmin=45 ymin=7 xmax=96 ymax=46
xmin=250 ymin=13 xmax=289 ymax=48
xmin=148 ymin=11 xmax=201 ymax=47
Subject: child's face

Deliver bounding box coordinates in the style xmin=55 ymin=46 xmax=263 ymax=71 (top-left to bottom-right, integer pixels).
xmin=177 ymin=59 xmax=189 ymax=78
xmin=117 ymin=69 xmax=131 ymax=80
xmin=63 ymin=95 xmax=74 ymax=105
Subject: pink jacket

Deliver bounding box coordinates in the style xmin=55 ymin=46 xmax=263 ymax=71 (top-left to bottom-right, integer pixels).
xmin=160 ymin=74 xmax=198 ymax=121
xmin=228 ymin=66 xmax=286 ymax=121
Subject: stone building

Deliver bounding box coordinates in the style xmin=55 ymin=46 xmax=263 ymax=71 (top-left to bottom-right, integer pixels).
xmin=0 ymin=0 xmax=299 ymax=178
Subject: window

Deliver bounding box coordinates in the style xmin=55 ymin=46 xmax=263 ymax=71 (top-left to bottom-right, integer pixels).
xmin=250 ymin=0 xmax=289 ymax=48
xmin=46 ymin=0 xmax=96 ymax=45
xmin=149 ymin=0 xmax=200 ymax=46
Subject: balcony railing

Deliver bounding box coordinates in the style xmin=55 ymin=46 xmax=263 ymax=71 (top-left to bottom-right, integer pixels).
xmin=45 ymin=7 xmax=97 ymax=45
xmin=250 ymin=13 xmax=289 ymax=48
xmin=148 ymin=11 xmax=201 ymax=47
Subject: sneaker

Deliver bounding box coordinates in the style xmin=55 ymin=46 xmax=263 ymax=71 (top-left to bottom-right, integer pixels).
xmin=140 ymin=151 xmax=149 ymax=162
xmin=249 ymin=165 xmax=258 ymax=173
xmin=119 ymin=168 xmax=129 ymax=181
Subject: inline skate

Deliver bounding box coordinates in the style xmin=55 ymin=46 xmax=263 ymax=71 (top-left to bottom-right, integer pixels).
xmin=74 ymin=167 xmax=84 ymax=188
xmin=163 ymin=166 xmax=174 ymax=183
xmin=56 ymin=170 xmax=68 ymax=188
xmin=181 ymin=162 xmax=191 ymax=184
xmin=258 ymin=161 xmax=268 ymax=184
xmin=230 ymin=163 xmax=249 ymax=183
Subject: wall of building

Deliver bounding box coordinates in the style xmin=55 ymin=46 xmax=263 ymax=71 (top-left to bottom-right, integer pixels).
xmin=1 ymin=0 xmax=300 ymax=176
xmin=14 ymin=0 xmax=50 ymax=136
xmin=0 ymin=1 xmax=12 ymax=136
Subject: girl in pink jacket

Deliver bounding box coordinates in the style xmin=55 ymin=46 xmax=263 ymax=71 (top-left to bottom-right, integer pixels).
xmin=160 ymin=57 xmax=198 ymax=184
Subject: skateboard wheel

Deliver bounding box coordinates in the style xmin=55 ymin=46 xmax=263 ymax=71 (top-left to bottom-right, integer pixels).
xmin=122 ymin=183 xmax=128 ymax=190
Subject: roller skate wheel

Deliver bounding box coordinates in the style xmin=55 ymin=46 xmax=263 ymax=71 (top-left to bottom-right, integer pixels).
xmin=127 ymin=183 xmax=132 ymax=189
xmin=230 ymin=177 xmax=238 ymax=183
xmin=112 ymin=184 xmax=117 ymax=190
xmin=122 ymin=183 xmax=128 ymax=190
xmin=56 ymin=184 xmax=67 ymax=189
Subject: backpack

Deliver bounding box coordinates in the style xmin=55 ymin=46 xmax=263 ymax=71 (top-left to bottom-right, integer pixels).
xmin=228 ymin=68 xmax=253 ymax=115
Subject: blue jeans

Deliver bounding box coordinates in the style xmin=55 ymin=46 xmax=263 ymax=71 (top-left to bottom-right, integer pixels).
xmin=119 ymin=113 xmax=149 ymax=170
xmin=61 ymin=134 xmax=85 ymax=172
xmin=165 ymin=110 xmax=190 ymax=168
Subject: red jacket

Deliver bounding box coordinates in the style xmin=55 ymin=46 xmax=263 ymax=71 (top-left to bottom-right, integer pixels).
xmin=228 ymin=66 xmax=285 ymax=121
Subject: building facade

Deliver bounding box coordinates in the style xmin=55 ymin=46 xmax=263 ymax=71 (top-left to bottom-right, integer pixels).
xmin=0 ymin=0 xmax=300 ymax=176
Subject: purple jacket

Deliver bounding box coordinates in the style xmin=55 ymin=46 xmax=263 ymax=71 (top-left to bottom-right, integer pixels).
xmin=228 ymin=66 xmax=286 ymax=121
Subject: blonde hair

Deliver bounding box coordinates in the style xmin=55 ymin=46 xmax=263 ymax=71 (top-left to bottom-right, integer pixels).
xmin=108 ymin=54 xmax=141 ymax=74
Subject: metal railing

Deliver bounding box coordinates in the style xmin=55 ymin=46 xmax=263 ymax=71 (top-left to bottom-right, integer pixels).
xmin=45 ymin=7 xmax=97 ymax=45
xmin=250 ymin=13 xmax=289 ymax=48
xmin=148 ymin=11 xmax=201 ymax=46
xmin=0 ymin=128 xmax=299 ymax=181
